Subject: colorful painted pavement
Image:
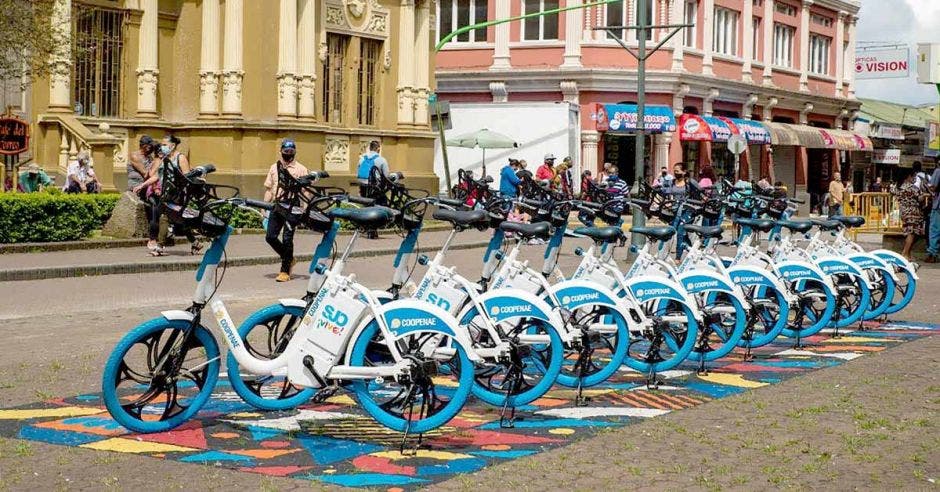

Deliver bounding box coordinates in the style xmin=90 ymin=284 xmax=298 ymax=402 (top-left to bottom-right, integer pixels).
xmin=1 ymin=321 xmax=935 ymax=489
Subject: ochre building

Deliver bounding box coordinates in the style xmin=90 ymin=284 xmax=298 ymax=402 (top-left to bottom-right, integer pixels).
xmin=29 ymin=0 xmax=438 ymax=196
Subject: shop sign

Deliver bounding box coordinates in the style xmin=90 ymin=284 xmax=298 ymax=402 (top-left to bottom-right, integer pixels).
xmin=873 ymin=124 xmax=904 ymax=140
xmin=595 ymin=103 xmax=677 ymax=133
xmin=927 ymin=121 xmax=939 ymax=158
xmin=872 ymin=148 xmax=901 ymax=164
xmin=855 ymin=48 xmax=910 ymax=80
xmin=679 ymin=114 xmax=712 ymax=141
xmin=731 ymin=118 xmax=772 ymax=144
xmin=0 ymin=117 xmax=29 ymax=155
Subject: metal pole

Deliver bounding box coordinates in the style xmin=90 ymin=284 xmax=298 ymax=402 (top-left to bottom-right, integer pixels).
xmin=633 ymin=0 xmax=648 ymax=240
xmin=432 ymin=96 xmax=453 ymax=196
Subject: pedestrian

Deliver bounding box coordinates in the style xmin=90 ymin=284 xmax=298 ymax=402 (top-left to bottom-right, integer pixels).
xmin=64 ymin=151 xmax=99 ymax=193
xmin=828 ymin=172 xmax=845 ymax=217
xmin=757 ymin=175 xmax=772 ymax=190
xmin=596 ymin=162 xmax=612 ymax=185
xmin=605 ymin=166 xmax=629 ymax=214
xmin=580 ymin=170 xmax=593 ymax=199
xmin=536 ymin=153 xmax=556 ymax=187
xmin=18 ymin=163 xmax=53 ymax=192
xmin=666 ymin=163 xmax=694 ymax=199
xmin=128 ymin=136 xmax=156 ymax=194
xmin=653 ymin=166 xmax=674 ymax=188
xmin=499 ymin=158 xmax=522 ymax=197
xmin=895 ymin=169 xmax=925 ymax=261
xmin=925 ymin=165 xmax=940 ymax=263
xmin=263 ymin=139 xmax=309 ymax=282
xmin=555 ymin=158 xmax=573 ymax=197
xmin=869 ymin=176 xmax=883 ymax=193
xmin=157 ymin=135 xmax=202 ymax=254
xmin=356 ymin=140 xmax=391 ymax=206
xmin=698 ymin=165 xmax=716 ymax=189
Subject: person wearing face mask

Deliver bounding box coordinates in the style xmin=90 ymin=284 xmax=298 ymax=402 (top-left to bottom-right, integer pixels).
xmin=263 ymin=139 xmax=309 ymax=282
xmin=134 ymin=134 xmax=196 ymax=256
xmin=653 ymin=166 xmax=674 ymax=188
xmin=665 ymin=163 xmax=695 ymax=199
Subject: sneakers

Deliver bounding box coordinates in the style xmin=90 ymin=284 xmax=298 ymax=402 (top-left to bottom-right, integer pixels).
xmin=275 ymin=272 xmax=291 ymax=282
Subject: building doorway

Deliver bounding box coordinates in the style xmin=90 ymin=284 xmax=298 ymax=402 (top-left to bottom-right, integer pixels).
xmin=603 ymin=133 xmax=652 ymax=185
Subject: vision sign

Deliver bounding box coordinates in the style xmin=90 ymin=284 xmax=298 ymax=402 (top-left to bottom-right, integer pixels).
xmin=855 ymin=48 xmax=910 ymax=80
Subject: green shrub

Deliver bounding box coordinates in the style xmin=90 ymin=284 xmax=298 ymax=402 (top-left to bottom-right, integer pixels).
xmin=0 ymin=192 xmax=120 ymax=243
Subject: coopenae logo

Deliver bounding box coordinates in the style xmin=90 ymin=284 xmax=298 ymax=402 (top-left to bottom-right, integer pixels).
xmin=390 ymin=318 xmax=402 ymax=329
xmin=562 ymin=295 xmax=571 ymax=305
xmin=635 ymin=289 xmax=644 ymax=297
xmin=490 ymin=305 xmax=500 ymax=316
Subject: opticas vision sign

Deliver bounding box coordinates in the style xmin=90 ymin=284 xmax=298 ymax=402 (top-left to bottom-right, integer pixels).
xmin=855 ymin=48 xmax=910 ymax=80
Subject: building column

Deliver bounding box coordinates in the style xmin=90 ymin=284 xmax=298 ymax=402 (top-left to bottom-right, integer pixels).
xmin=655 ymin=132 xmax=673 ymax=170
xmin=48 ymin=0 xmax=71 ymax=112
xmin=762 ymin=96 xmax=778 ymax=121
xmin=561 ymin=0 xmax=582 ymax=68
xmin=413 ymin=2 xmax=431 ymax=125
xmin=672 ymin=83 xmax=690 ymax=116
xmin=799 ymin=102 xmax=813 ymax=125
xmin=742 ymin=93 xmax=758 ymax=119
xmin=702 ymin=0 xmax=714 ymax=75
xmin=845 ymin=15 xmax=857 ymax=99
xmin=199 ymin=0 xmax=221 ymax=116
xmin=221 ymin=0 xmax=244 ymax=117
xmin=703 ymin=88 xmax=719 ymax=117
xmin=491 ymin=0 xmax=511 ymax=69
xmin=296 ymin=0 xmax=317 ymax=119
xmin=762 ymin=0 xmax=774 ymax=85
xmin=277 ymin=0 xmax=298 ymax=118
xmin=798 ymin=0 xmax=812 ymax=92
xmin=581 ymin=131 xmax=600 ymax=174
xmin=670 ymin=0 xmax=684 ymax=71
xmin=397 ymin=0 xmax=416 ymax=125
xmin=832 ymin=12 xmax=846 ymax=98
xmin=136 ymin=0 xmax=159 ymax=116
xmin=741 ymin=0 xmax=754 ymax=83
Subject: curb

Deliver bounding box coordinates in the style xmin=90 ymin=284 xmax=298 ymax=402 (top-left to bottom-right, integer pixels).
xmin=0 ymin=238 xmax=493 ymax=282
xmin=0 ymin=224 xmax=452 ymax=255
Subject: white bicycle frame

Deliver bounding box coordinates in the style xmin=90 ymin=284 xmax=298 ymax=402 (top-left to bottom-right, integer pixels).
xmin=191 ymin=230 xmax=479 ymax=391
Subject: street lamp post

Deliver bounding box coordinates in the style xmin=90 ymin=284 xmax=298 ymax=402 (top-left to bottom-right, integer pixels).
xmin=593 ymin=8 xmax=691 ymax=243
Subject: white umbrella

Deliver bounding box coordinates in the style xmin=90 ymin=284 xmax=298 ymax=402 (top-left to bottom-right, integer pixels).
xmin=446 ymin=128 xmax=519 ymax=177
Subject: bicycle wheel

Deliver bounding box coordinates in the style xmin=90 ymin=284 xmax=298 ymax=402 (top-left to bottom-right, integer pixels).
xmin=780 ymin=279 xmax=835 ymax=338
xmin=883 ymin=266 xmax=916 ymax=315
xmin=554 ymin=304 xmax=630 ymax=388
xmin=862 ymin=269 xmax=894 ymax=321
xmin=624 ymin=298 xmax=699 ymax=373
xmin=226 ymin=304 xmax=315 ymax=410
xmin=829 ymin=274 xmax=870 ymax=328
xmin=685 ymin=290 xmax=746 ymax=362
xmin=736 ymin=284 xmax=789 ymax=349
xmin=348 ymin=320 xmax=473 ymax=433
xmin=102 ymin=318 xmax=220 ymax=433
xmin=458 ymin=307 xmax=563 ymax=407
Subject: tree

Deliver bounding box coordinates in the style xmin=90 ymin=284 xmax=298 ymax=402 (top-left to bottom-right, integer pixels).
xmin=0 ymin=0 xmax=67 ymax=85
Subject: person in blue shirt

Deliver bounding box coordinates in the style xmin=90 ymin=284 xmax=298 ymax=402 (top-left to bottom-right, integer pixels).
xmin=499 ymin=158 xmax=522 ymax=197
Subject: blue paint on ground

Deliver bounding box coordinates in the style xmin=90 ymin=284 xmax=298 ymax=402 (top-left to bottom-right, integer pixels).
xmin=416 ymin=457 xmax=487 ymax=475
xmin=180 ymin=450 xmax=254 ymax=464
xmin=471 ymin=449 xmax=538 ymax=459
xmin=17 ymin=426 xmax=104 ymax=446
xmin=684 ymin=381 xmax=748 ymax=399
xmin=478 ymin=418 xmax=616 ymax=430
xmin=309 ymin=473 xmax=430 ymax=487
xmin=297 ymin=435 xmax=383 ymax=465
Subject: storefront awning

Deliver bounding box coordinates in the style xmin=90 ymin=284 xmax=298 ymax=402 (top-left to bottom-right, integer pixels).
xmin=730 ymin=118 xmax=772 ymax=144
xmin=593 ymin=103 xmax=677 ymax=133
xmin=764 ymin=122 xmax=825 ymax=148
xmin=819 ymin=128 xmax=874 ymax=152
xmin=701 ymin=116 xmax=739 ymax=142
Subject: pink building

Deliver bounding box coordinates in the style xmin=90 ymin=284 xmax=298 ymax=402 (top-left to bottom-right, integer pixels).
xmin=435 ymin=0 xmax=870 ymax=205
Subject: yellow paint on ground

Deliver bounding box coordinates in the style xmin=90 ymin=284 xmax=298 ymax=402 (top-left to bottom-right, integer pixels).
xmin=825 ymin=336 xmax=900 ymax=344
xmin=227 ymin=412 xmax=263 ymax=418
xmin=431 ymin=377 xmax=460 ymax=387
xmin=481 ymin=444 xmax=511 ymax=451
xmin=0 ymin=407 xmax=103 ymax=420
xmin=698 ymin=373 xmax=768 ymax=388
xmin=325 ymin=394 xmax=357 ymax=406
xmin=81 ymin=437 xmax=197 ymax=454
xmin=548 ymin=428 xmax=576 ymax=435
xmin=371 ymin=450 xmax=473 ymax=460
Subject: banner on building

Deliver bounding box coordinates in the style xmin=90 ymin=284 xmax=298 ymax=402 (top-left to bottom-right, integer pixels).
xmin=873 ymin=124 xmax=904 ymax=140
xmin=872 ymin=148 xmax=901 ymax=164
xmin=0 ymin=117 xmax=29 ymax=155
xmin=927 ymin=121 xmax=940 ymax=158
xmin=855 ymin=48 xmax=910 ymax=80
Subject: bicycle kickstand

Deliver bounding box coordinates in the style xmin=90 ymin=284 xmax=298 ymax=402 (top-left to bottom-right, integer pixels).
xmin=398 ymin=388 xmax=427 ymax=456
xmin=646 ymin=366 xmax=663 ymax=390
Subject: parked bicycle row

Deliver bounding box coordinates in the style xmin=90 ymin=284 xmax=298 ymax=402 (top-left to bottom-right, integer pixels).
xmin=101 ymin=162 xmax=919 ymax=449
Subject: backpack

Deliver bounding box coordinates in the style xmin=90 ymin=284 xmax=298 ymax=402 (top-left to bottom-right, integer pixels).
xmin=357 ymin=153 xmax=379 ymax=180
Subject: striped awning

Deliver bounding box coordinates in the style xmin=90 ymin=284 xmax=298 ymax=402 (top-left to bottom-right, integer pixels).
xmin=819 ymin=128 xmax=874 ymax=152
xmin=764 ymin=122 xmax=801 ymax=146
xmin=764 ymin=122 xmax=828 ymax=149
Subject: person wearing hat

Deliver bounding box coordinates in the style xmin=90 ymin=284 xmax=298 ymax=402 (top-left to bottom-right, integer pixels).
xmin=64 ymin=150 xmax=99 ymax=193
xmin=263 ymin=138 xmax=309 ymax=282
xmin=18 ymin=163 xmax=53 ymax=193
xmin=536 ymin=153 xmax=556 ymax=187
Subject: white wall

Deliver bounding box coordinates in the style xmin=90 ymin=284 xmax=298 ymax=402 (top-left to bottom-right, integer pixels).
xmin=433 ymin=101 xmax=578 ymax=194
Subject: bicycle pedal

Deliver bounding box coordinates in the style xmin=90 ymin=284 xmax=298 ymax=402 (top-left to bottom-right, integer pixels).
xmin=311 ymin=385 xmax=340 ymax=403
